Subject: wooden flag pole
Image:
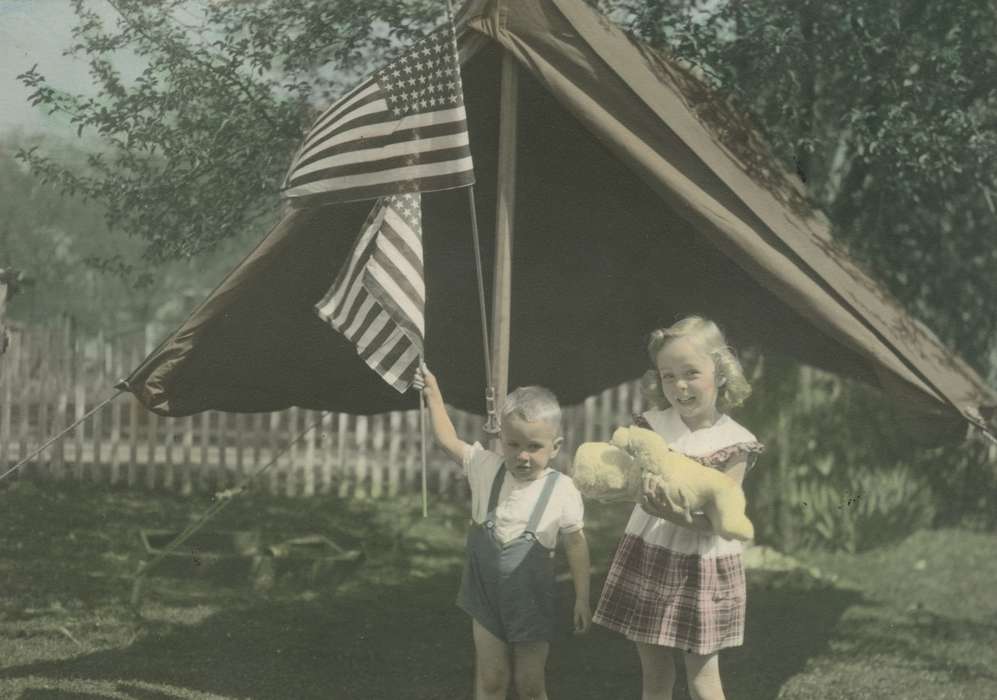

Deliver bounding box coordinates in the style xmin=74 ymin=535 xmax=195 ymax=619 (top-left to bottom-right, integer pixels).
xmin=420 ymin=390 xmax=429 ymax=517
xmin=490 ymin=49 xmax=519 ymax=448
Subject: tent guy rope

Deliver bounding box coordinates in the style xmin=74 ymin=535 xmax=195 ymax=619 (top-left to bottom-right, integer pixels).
xmin=129 ymin=410 xmax=330 ymax=605
xmin=0 ymin=388 xmax=126 ymax=484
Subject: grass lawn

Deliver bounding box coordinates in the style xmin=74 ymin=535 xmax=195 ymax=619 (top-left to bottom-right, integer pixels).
xmin=1 ymin=478 xmax=995 ymax=699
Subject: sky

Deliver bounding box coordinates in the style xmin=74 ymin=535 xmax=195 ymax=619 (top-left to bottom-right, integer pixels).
xmin=0 ymin=0 xmax=92 ymax=136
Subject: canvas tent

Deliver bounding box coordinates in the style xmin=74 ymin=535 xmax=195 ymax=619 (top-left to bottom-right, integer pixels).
xmin=126 ymin=0 xmax=995 ymax=443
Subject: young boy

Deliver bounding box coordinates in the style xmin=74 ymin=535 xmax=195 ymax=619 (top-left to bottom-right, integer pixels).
xmin=417 ymin=366 xmax=591 ymax=700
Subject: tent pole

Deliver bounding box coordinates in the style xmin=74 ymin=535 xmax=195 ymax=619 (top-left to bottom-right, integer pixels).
xmin=490 ymin=49 xmax=518 ymax=443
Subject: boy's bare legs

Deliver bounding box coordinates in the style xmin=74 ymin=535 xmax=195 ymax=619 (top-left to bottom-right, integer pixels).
xmin=636 ymin=642 xmax=677 ymax=700
xmin=684 ymin=651 xmax=725 ymax=700
xmin=472 ymin=620 xmax=510 ymax=700
xmin=512 ymin=640 xmax=549 ymax=700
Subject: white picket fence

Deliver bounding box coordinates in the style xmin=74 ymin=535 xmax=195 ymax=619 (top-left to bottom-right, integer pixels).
xmin=0 ymin=322 xmax=644 ymax=497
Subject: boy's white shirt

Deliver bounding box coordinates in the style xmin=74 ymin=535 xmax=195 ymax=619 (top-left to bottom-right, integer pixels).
xmin=462 ymin=442 xmax=584 ymax=550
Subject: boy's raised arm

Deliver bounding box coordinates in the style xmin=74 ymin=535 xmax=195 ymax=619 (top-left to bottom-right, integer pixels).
xmin=416 ymin=366 xmax=470 ymax=467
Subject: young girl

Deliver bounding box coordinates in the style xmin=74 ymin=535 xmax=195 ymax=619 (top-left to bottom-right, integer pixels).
xmin=416 ymin=366 xmax=592 ymax=700
xmin=593 ymin=316 xmax=763 ymax=700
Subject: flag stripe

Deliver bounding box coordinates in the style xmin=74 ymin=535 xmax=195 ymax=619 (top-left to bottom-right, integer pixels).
xmin=365 ymin=325 xmax=407 ymax=367
xmin=293 ymin=173 xmax=475 ymax=209
xmin=283 ymin=22 xmax=474 ymax=206
xmin=292 ymin=109 xmax=469 ymax=176
xmin=381 ymin=209 xmax=423 ymax=268
xmin=379 ymin=344 xmax=421 ymax=389
xmin=293 ymin=127 xmax=470 ymax=181
xmin=300 ymin=82 xmax=381 ymax=151
xmin=366 ymin=261 xmax=424 ymax=336
xmin=371 ymin=239 xmax=424 ymax=306
xmin=294 ymin=102 xmax=394 ymax=167
xmin=342 ymin=292 xmax=379 ymax=340
xmin=286 ymin=157 xmax=474 ymax=200
xmin=292 ymin=104 xmax=469 ymax=177
xmin=321 ymin=207 xmax=385 ymax=318
xmin=374 ymin=330 xmax=416 ymax=375
xmin=358 ymin=314 xmax=395 ymax=358
xmin=336 ymin=275 xmax=376 ymax=336
xmin=290 ymin=143 xmax=472 ymax=191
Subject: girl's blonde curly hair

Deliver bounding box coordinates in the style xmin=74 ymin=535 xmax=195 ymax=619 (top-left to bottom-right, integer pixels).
xmin=640 ymin=316 xmax=751 ymax=413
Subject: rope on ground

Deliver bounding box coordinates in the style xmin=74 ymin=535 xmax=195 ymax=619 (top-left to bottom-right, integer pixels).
xmin=133 ymin=411 xmax=329 ymax=583
xmin=0 ymin=389 xmax=126 ymax=485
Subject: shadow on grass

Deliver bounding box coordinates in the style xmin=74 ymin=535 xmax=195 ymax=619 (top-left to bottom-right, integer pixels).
xmin=0 ymin=572 xmax=863 ymax=700
xmin=1 ymin=488 xmax=869 ymax=699
xmin=0 ymin=573 xmax=474 ymax=700
xmin=548 ymin=574 xmax=863 ymax=700
xmin=825 ymin=606 xmax=997 ymax=684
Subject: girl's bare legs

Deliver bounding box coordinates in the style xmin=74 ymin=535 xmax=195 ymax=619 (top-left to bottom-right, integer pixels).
xmin=684 ymin=651 xmax=725 ymax=700
xmin=636 ymin=642 xmax=677 ymax=700
xmin=472 ymin=620 xmax=510 ymax=700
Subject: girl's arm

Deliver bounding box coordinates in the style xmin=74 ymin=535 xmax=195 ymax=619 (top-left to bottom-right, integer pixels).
xmin=562 ymin=529 xmax=592 ymax=634
xmin=641 ymin=456 xmax=749 ymax=532
xmin=416 ymin=366 xmax=470 ymax=467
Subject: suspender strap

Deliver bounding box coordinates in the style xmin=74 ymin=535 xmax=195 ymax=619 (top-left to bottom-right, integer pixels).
xmin=525 ymin=471 xmax=560 ymax=535
xmin=485 ymin=465 xmax=506 ymax=518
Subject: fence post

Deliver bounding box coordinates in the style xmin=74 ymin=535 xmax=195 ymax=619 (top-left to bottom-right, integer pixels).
xmin=199 ymin=411 xmax=212 ymax=491
xmin=145 ymin=404 xmax=158 ymax=490
xmin=128 ymin=395 xmax=140 ymax=488
xmin=268 ymin=411 xmax=281 ymax=496
xmin=181 ymin=415 xmax=194 ymax=495
xmin=388 ymin=411 xmax=402 ymax=497
xmin=337 ymin=413 xmax=350 ymax=498
xmin=320 ymin=412 xmax=334 ymax=495
xmin=163 ymin=415 xmax=175 ymax=491
xmin=303 ymin=410 xmax=318 ymax=497
xmin=404 ymin=410 xmax=419 ymax=491
xmin=371 ymin=413 xmax=385 ymax=498
xmin=355 ymin=415 xmax=369 ymax=499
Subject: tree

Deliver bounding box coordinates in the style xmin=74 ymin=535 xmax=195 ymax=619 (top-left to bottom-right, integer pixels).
xmin=17 ymin=0 xmax=442 ymax=262
xmin=601 ymin=0 xmax=997 ymax=373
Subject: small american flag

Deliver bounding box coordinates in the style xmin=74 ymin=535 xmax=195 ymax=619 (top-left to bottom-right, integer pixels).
xmin=316 ymin=193 xmax=425 ymax=392
xmin=282 ymin=21 xmax=475 ymax=205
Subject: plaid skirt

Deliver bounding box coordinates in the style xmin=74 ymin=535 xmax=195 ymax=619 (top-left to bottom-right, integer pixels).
xmin=593 ymin=533 xmax=746 ymax=654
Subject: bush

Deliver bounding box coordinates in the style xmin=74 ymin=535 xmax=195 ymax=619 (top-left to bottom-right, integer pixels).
xmin=786 ymin=467 xmax=936 ymax=553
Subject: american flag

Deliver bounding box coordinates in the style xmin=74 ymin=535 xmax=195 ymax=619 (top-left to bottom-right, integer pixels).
xmin=282 ymin=21 xmax=475 ymax=205
xmin=315 ymin=193 xmax=425 ymax=392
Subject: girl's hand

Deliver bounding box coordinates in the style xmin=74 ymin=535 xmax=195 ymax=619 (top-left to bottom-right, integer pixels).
xmin=640 ymin=473 xmax=693 ymax=523
xmin=573 ymin=599 xmax=592 ymax=635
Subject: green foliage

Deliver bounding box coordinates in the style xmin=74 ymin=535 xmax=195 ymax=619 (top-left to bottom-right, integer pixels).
xmin=1 ymin=133 xmax=273 ymax=334
xmin=605 ymin=0 xmax=997 ymax=372
xmin=15 ymin=0 xmax=443 ymax=262
xmin=786 ymin=467 xmax=936 ymax=553
xmin=739 ymin=357 xmax=997 ymax=551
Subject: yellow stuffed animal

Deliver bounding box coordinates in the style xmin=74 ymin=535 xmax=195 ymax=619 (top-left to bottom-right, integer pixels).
xmin=572 ymin=425 xmax=754 ymax=541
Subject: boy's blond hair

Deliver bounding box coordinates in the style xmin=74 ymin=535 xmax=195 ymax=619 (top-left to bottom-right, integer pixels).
xmin=502 ymin=386 xmax=562 ymax=432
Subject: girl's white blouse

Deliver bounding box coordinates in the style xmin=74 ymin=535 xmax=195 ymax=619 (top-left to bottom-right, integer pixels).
xmin=624 ymin=408 xmax=759 ymax=557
